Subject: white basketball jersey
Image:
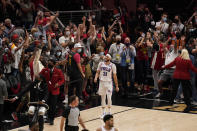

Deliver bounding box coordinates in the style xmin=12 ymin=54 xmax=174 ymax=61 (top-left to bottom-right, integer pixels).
xmin=97 ymin=62 xmax=116 ymax=82
xmin=101 ymin=126 xmax=115 ymax=131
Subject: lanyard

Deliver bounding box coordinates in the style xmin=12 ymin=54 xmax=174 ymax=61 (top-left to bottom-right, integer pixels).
xmin=124 ymin=47 xmax=130 ymax=57
xmin=116 ymin=45 xmax=120 ymax=53
xmin=161 ymin=23 xmax=165 ymax=32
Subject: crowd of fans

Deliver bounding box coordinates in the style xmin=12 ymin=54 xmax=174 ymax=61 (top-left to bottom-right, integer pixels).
xmin=0 ymin=0 xmax=197 ymax=130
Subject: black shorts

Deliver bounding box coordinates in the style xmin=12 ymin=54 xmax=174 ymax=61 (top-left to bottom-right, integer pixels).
xmin=65 ymin=126 xmax=79 ymax=131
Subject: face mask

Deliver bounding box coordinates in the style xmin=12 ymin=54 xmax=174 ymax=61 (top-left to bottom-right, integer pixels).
xmin=178 ymin=50 xmax=182 ymax=54
xmin=162 ymin=17 xmax=167 ymax=22
xmin=172 ymin=37 xmax=176 ymax=41
xmin=125 ymin=43 xmax=129 ymax=47
xmin=151 ymin=21 xmax=155 ymax=26
xmin=48 ymin=63 xmax=54 ymax=69
xmin=77 ymin=48 xmax=82 ymax=53
xmin=100 ymin=52 xmax=104 ymax=56
xmin=46 ymin=52 xmax=50 ymax=56
xmin=117 ymin=40 xmax=121 ymax=45
xmin=33 ymin=32 xmax=40 ymax=39
xmin=174 ymin=19 xmax=179 ymax=23
xmin=66 ymin=31 xmax=70 ymax=36
xmin=156 ymin=30 xmax=160 ymax=34
xmin=56 ymin=51 xmax=61 ymax=56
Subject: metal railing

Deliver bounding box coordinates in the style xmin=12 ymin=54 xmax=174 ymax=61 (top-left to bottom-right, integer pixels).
xmin=58 ymin=10 xmax=102 ymax=26
xmin=39 ymin=4 xmax=102 ymax=28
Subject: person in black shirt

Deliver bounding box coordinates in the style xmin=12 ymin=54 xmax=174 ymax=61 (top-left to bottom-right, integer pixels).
xmin=60 ymin=95 xmax=88 ymax=131
xmin=67 ymin=43 xmax=85 ymax=100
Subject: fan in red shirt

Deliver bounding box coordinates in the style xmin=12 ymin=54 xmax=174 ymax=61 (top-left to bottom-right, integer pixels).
xmin=163 ymin=49 xmax=197 ymax=113
xmin=135 ymin=32 xmax=150 ymax=92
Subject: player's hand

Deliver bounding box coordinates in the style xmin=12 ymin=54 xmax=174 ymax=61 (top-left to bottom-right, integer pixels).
xmin=115 ymin=87 xmax=119 ymax=92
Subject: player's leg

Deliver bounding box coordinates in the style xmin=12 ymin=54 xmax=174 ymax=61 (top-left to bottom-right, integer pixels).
xmin=101 ymin=95 xmax=106 ymax=116
xmin=107 ymin=93 xmax=112 ymax=114
xmin=98 ymin=81 xmax=107 ymax=118
xmin=106 ymin=81 xmax=113 ymax=114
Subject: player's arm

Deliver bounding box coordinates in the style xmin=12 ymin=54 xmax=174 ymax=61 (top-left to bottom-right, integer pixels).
xmin=94 ymin=70 xmax=100 ymax=83
xmin=113 ymin=73 xmax=119 ymax=92
xmin=60 ymin=117 xmax=66 ymax=131
xmin=94 ymin=62 xmax=102 ymax=83
xmin=112 ymin=64 xmax=119 ymax=92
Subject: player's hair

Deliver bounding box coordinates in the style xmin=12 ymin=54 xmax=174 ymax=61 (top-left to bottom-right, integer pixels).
xmin=68 ymin=95 xmax=78 ymax=104
xmin=103 ymin=114 xmax=113 ymax=122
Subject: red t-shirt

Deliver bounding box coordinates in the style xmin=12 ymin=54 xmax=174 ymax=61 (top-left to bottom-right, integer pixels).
xmin=73 ymin=53 xmax=81 ymax=64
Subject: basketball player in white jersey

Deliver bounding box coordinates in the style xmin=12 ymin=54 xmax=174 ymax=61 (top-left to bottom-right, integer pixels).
xmin=96 ymin=114 xmax=118 ymax=131
xmin=94 ymin=54 xmax=119 ymax=118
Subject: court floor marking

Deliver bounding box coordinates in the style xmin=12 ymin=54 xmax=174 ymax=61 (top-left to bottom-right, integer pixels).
xmin=139 ymin=97 xmax=170 ymax=102
xmin=83 ymin=107 xmax=136 ymax=123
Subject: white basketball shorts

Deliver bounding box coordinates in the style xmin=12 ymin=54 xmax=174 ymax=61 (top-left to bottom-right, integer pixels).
xmin=98 ymin=81 xmax=113 ymax=96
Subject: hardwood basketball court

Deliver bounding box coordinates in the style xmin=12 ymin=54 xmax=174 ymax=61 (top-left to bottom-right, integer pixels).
xmin=11 ymin=105 xmax=197 ymax=131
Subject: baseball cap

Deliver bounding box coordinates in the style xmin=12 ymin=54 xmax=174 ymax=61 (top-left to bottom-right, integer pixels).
xmin=11 ymin=34 xmax=19 ymax=41
xmin=74 ymin=43 xmax=83 ymax=48
xmin=116 ymin=35 xmax=121 ymax=39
